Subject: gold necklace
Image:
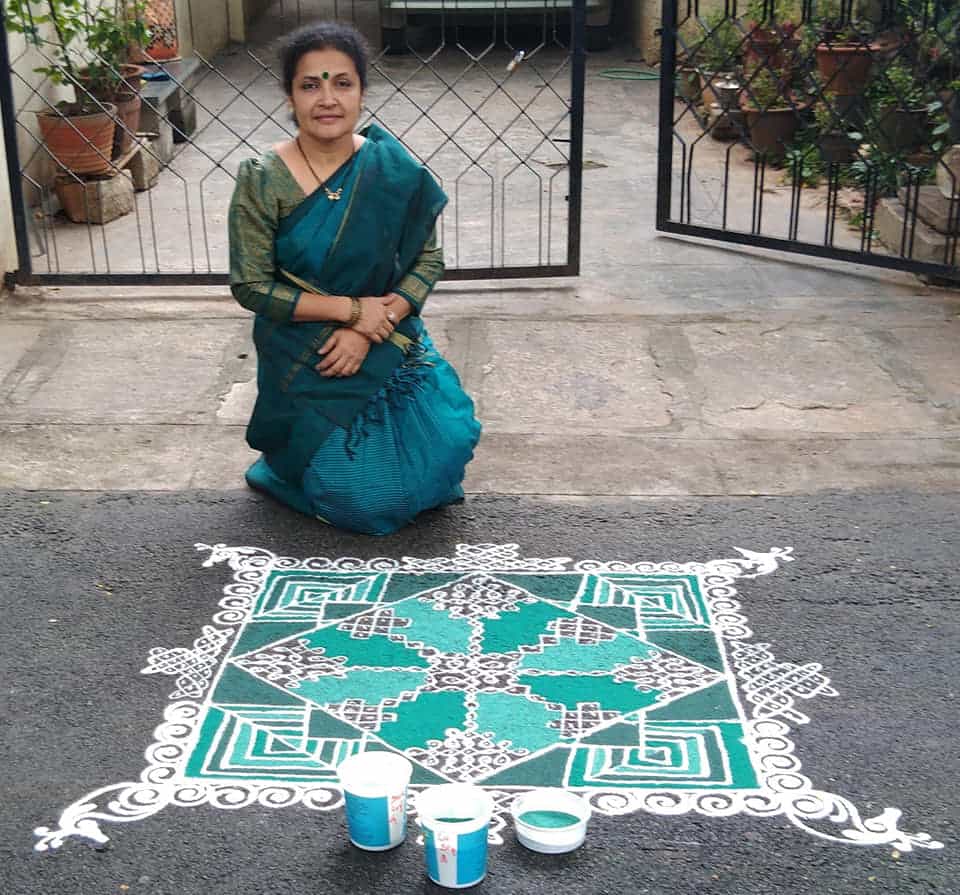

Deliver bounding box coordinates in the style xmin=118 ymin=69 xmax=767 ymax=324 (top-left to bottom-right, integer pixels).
xmin=296 ymin=136 xmax=348 ymax=201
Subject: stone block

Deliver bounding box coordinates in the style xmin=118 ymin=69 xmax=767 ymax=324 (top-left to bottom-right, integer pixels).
xmin=898 ymin=185 xmax=960 ymax=235
xmin=128 ymin=142 xmax=161 ymax=191
xmin=875 ymin=196 xmax=954 ymax=264
xmin=137 ymin=102 xmax=174 ymax=162
xmin=169 ymin=95 xmax=197 ymax=143
xmin=55 ymin=170 xmax=135 ymax=225
xmin=937 ymin=144 xmax=960 ymax=198
xmin=138 ymin=71 xmax=197 ymax=147
xmin=152 ymin=118 xmax=174 ymax=164
xmin=137 ymin=101 xmax=163 ymax=138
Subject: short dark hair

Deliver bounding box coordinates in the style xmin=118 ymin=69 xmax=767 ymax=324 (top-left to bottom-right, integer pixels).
xmin=279 ymin=22 xmax=370 ymax=94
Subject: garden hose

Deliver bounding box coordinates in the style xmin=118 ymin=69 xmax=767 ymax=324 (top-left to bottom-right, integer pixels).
xmin=597 ymin=68 xmax=660 ymax=80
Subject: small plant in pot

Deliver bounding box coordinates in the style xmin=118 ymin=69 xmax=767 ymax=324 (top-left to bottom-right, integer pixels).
xmin=743 ymin=0 xmax=804 ymax=76
xmin=5 ymin=0 xmax=149 ymax=173
xmin=80 ymin=1 xmax=150 ymax=158
xmin=867 ymin=60 xmax=929 ymax=154
xmin=740 ymin=67 xmax=809 ymax=160
xmin=746 ymin=18 xmax=801 ymax=74
xmin=677 ymin=19 xmax=707 ymax=105
xmin=814 ymin=91 xmax=859 ymax=162
xmin=813 ymin=0 xmax=877 ymax=97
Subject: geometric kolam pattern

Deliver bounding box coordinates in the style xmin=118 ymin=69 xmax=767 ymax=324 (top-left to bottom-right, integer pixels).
xmin=33 ymin=544 xmax=943 ymax=853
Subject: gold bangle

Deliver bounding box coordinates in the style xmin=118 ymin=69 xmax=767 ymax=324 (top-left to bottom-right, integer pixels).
xmin=347 ymin=297 xmax=361 ymax=327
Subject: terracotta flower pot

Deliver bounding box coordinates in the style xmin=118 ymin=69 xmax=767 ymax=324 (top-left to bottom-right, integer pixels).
xmin=77 ymin=63 xmax=145 ymax=102
xmin=676 ymin=64 xmax=701 ymax=104
xmin=818 ymin=130 xmax=858 ymax=163
xmin=75 ymin=64 xmax=145 ymax=159
xmin=815 ymin=43 xmax=875 ymax=96
xmin=130 ymin=0 xmax=180 ymax=62
xmin=116 ymin=63 xmax=146 ymax=96
xmin=746 ymin=31 xmax=800 ymax=73
xmin=111 ymin=92 xmax=143 ymax=158
xmin=742 ymin=105 xmax=806 ymax=160
xmin=36 ymin=105 xmax=117 ymax=176
xmin=876 ymin=107 xmax=927 ymax=153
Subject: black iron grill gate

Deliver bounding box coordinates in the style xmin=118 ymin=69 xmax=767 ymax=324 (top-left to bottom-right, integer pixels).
xmin=0 ymin=0 xmax=586 ymax=285
xmin=656 ymin=0 xmax=960 ymax=281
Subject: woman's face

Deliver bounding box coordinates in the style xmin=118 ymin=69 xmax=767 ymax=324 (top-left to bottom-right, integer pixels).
xmin=290 ymin=48 xmax=363 ymax=143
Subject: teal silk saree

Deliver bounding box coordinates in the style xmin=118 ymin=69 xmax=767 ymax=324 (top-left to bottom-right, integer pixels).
xmin=229 ymin=125 xmax=480 ymax=534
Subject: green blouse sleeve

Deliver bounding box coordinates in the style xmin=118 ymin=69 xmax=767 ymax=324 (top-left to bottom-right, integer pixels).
xmin=392 ymin=229 xmax=444 ymax=315
xmin=228 ymin=157 xmax=302 ymax=322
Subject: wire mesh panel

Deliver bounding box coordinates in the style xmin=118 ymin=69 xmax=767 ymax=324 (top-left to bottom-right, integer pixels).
xmin=656 ymin=0 xmax=960 ymax=280
xmin=0 ymin=0 xmax=586 ymax=283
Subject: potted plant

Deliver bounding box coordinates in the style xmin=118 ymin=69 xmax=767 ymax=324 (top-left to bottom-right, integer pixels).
xmin=937 ymin=79 xmax=960 ymax=143
xmin=814 ymin=0 xmax=877 ymax=96
xmin=79 ymin=1 xmax=150 ymax=158
xmin=814 ymin=92 xmax=859 ymax=162
xmin=696 ymin=11 xmax=744 ymax=108
xmin=740 ymin=67 xmax=809 ymax=159
xmin=746 ymin=18 xmax=801 ymax=74
xmin=676 ymin=17 xmax=708 ymax=104
xmin=869 ymin=60 xmax=928 ymax=153
xmin=5 ymin=0 xmax=148 ymax=173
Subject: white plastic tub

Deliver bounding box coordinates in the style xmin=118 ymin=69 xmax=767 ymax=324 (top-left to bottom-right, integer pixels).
xmin=510 ymin=789 xmax=591 ymax=854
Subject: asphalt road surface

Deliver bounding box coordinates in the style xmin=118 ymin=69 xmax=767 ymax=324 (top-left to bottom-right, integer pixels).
xmin=2 ymin=490 xmax=957 ymax=895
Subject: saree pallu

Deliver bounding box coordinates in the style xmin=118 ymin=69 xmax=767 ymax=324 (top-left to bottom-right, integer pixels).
xmin=242 ymin=126 xmax=480 ymax=534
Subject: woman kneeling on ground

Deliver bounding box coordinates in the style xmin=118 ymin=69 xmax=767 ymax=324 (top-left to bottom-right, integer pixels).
xmin=228 ymin=21 xmax=481 ymax=535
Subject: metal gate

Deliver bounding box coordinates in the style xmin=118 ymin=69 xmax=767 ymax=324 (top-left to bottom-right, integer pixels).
xmin=0 ymin=0 xmax=586 ymax=285
xmin=656 ymin=0 xmax=960 ymax=281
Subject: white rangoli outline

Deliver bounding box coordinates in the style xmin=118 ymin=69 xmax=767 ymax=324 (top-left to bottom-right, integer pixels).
xmin=33 ymin=543 xmax=943 ymax=855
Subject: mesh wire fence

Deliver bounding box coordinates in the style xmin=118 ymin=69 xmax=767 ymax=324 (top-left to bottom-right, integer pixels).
xmin=2 ymin=0 xmax=585 ymax=280
xmin=662 ymin=0 xmax=960 ymax=276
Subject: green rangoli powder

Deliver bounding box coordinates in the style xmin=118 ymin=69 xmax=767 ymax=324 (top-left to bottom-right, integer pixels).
xmin=517 ymin=810 xmax=581 ymax=829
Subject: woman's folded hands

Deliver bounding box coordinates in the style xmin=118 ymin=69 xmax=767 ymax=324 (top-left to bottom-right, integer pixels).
xmin=316 ymin=294 xmax=411 ymax=377
xmin=352 ymin=296 xmax=396 ymax=343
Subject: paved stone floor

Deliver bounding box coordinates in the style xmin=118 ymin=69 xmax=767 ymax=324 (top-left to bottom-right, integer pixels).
xmin=2 ymin=266 xmax=959 ymax=496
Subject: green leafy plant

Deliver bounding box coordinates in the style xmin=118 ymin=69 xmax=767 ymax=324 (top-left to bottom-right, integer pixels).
xmin=926 ymin=98 xmax=952 ymax=154
xmin=785 ymin=142 xmax=825 ymax=186
xmin=814 ymin=90 xmax=847 ymax=132
xmin=697 ymin=10 xmax=743 ymax=73
xmin=813 ymin=0 xmax=873 ymax=43
xmin=742 ymin=68 xmax=790 ymax=108
xmin=849 ymin=148 xmax=910 ymax=197
xmin=899 ymin=0 xmax=960 ymax=77
xmin=847 ymin=210 xmax=879 ymax=239
xmin=745 ymin=0 xmax=804 ymax=26
xmin=5 ymin=0 xmax=149 ymax=111
xmin=83 ymin=2 xmax=150 ymax=98
xmin=871 ymin=60 xmax=926 ymax=112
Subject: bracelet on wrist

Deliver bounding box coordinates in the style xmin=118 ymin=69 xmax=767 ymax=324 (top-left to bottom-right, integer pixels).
xmin=347 ymin=297 xmax=362 ymax=328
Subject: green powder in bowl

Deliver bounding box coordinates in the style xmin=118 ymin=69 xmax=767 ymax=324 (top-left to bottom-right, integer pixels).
xmin=516 ymin=810 xmax=581 ymax=829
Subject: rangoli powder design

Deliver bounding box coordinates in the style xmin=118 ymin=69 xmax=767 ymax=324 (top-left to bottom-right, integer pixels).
xmin=34 ymin=544 xmax=943 ymax=853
